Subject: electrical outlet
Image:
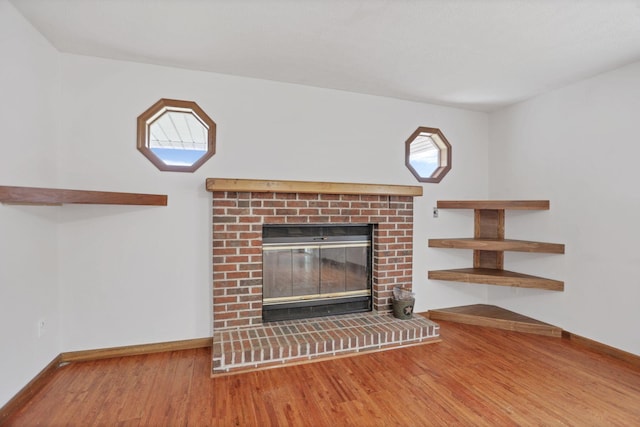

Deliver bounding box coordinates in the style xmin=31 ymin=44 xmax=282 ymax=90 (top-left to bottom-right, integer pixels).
xmin=433 ymin=207 xmax=439 ymax=218
xmin=38 ymin=319 xmax=46 ymax=337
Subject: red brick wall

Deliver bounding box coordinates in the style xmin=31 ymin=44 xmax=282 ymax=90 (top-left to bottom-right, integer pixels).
xmin=212 ymin=191 xmax=415 ymax=329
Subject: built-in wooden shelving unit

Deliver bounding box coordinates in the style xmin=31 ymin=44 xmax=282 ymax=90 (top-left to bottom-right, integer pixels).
xmin=428 ymin=200 xmax=564 ymax=290
xmin=0 ymin=185 xmax=167 ymax=206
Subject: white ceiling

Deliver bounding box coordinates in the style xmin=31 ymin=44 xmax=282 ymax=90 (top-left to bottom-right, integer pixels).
xmin=10 ymin=0 xmax=640 ymax=111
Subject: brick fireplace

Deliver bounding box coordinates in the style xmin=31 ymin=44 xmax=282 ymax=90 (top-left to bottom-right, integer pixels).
xmin=207 ymin=178 xmax=423 ymax=329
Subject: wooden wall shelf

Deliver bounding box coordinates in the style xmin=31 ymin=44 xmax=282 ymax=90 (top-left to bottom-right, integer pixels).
xmin=0 ymin=186 xmax=168 ymax=206
xmin=427 ymin=304 xmax=562 ymax=337
xmin=428 ymin=238 xmax=564 ymax=253
xmin=436 ymin=200 xmax=549 ymax=210
xmin=428 ymin=200 xmax=564 ymax=291
xmin=428 ymin=268 xmax=564 ymax=291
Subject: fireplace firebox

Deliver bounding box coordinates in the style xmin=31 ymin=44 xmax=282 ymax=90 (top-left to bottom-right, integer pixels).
xmin=262 ymin=224 xmax=372 ymax=321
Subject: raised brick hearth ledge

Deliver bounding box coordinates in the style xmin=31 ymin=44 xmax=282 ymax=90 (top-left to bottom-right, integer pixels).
xmin=213 ymin=312 xmax=440 ymax=375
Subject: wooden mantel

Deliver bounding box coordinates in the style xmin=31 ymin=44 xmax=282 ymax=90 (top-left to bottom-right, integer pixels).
xmin=205 ymin=178 xmax=423 ymax=197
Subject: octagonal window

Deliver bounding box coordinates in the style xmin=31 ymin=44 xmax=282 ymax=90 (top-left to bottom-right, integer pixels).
xmin=405 ymin=126 xmax=451 ymax=183
xmin=137 ymin=99 xmax=216 ymax=172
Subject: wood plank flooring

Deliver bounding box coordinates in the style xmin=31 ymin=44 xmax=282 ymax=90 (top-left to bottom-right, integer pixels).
xmin=4 ymin=320 xmax=640 ymax=426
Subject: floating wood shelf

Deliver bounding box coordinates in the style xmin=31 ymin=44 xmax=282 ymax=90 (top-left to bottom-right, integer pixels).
xmin=428 ymin=200 xmax=564 ymax=291
xmin=428 ymin=268 xmax=564 ymax=291
xmin=0 ymin=185 xmax=167 ymax=206
xmin=428 ymin=238 xmax=564 ymax=253
xmin=436 ymin=200 xmax=549 ymax=210
xmin=206 ymin=178 xmax=423 ymax=197
xmin=427 ymin=304 xmax=562 ymax=337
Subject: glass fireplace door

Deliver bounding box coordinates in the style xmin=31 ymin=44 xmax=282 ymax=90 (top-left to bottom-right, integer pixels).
xmin=262 ymin=224 xmax=372 ymax=322
xmin=263 ymin=246 xmax=320 ymax=299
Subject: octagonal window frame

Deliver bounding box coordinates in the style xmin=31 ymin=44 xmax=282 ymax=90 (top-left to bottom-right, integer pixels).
xmin=137 ymin=98 xmax=216 ymax=173
xmin=405 ymin=126 xmax=452 ymax=183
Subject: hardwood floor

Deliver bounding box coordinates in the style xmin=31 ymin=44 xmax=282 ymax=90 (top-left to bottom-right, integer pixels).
xmin=4 ymin=320 xmax=640 ymax=426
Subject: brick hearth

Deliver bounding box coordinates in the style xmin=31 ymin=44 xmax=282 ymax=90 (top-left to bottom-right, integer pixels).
xmin=213 ymin=312 xmax=440 ymax=375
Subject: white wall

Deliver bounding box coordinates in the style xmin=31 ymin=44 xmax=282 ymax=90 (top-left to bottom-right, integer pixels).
xmin=0 ymin=0 xmax=61 ymax=407
xmin=56 ymin=54 xmax=489 ymax=351
xmin=488 ymin=60 xmax=640 ymax=355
